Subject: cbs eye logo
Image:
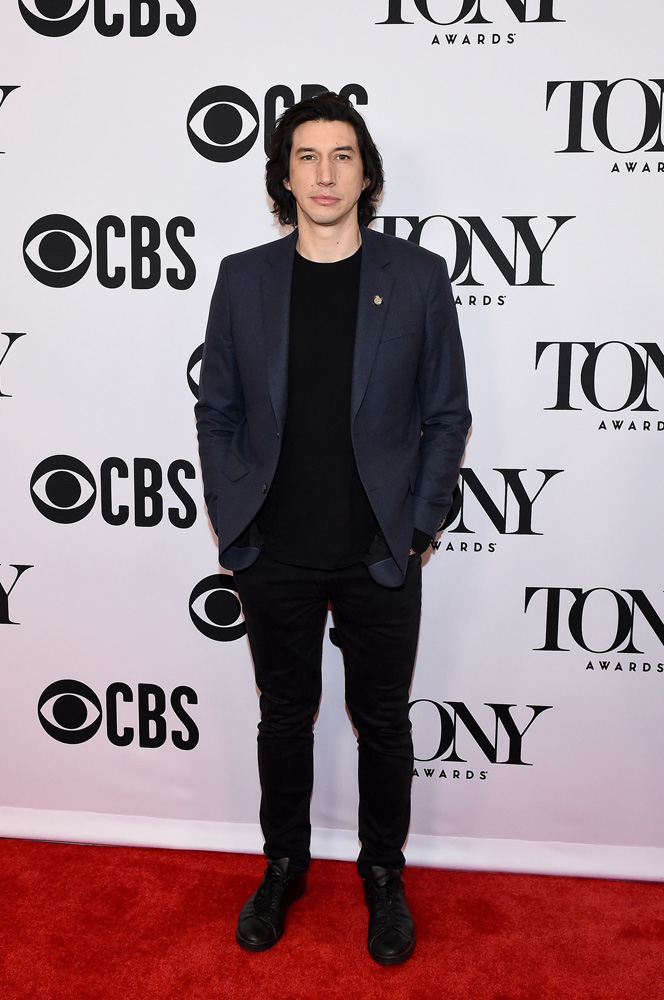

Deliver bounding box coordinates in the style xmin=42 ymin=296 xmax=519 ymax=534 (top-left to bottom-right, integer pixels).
xmin=18 ymin=0 xmax=196 ymax=37
xmin=23 ymin=214 xmax=92 ymax=288
xmin=187 ymin=83 xmax=368 ymax=162
xmin=189 ymin=574 xmax=246 ymax=641
xmin=18 ymin=0 xmax=89 ymax=36
xmin=30 ymin=455 xmax=96 ymax=523
xmin=38 ymin=679 xmax=103 ymax=744
xmin=187 ymin=86 xmax=260 ymax=162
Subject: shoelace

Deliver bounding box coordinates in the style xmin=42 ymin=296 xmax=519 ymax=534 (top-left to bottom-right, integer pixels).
xmin=253 ymin=869 xmax=289 ymax=916
xmin=370 ymin=877 xmax=405 ymax=930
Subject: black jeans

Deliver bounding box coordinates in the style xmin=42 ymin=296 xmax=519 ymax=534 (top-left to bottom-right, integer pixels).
xmin=234 ymin=552 xmax=422 ymax=878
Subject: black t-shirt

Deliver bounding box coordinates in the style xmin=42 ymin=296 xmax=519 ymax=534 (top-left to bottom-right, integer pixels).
xmin=257 ymin=246 xmax=378 ymax=569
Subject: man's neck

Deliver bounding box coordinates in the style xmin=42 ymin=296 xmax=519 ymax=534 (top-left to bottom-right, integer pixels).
xmin=295 ymin=217 xmax=362 ymax=263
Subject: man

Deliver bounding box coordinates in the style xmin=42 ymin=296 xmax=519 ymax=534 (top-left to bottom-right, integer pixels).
xmin=196 ymin=93 xmax=470 ymax=965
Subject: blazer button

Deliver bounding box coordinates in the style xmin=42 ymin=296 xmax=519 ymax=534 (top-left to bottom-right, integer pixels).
xmin=262 ymin=484 xmax=268 ymax=493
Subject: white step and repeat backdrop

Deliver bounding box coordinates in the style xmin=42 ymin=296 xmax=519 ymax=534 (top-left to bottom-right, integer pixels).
xmin=2 ymin=1 xmax=663 ymax=880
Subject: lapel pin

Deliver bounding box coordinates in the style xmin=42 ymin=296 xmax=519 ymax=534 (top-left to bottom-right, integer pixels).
xmin=373 ymin=294 xmax=383 ymax=306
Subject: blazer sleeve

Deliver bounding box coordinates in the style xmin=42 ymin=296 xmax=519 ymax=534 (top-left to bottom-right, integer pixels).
xmin=194 ymin=259 xmax=245 ymax=536
xmin=412 ymin=256 xmax=471 ymax=538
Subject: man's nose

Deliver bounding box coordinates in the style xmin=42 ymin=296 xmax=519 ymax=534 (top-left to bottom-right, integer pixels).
xmin=316 ymin=160 xmax=334 ymax=185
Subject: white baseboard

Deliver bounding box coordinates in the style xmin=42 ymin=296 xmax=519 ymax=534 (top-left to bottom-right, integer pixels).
xmin=2 ymin=806 xmax=662 ymax=882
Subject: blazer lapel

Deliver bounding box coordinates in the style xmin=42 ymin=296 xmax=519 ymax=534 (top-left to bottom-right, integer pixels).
xmin=351 ymin=226 xmax=394 ymax=423
xmin=260 ymin=230 xmax=297 ymax=432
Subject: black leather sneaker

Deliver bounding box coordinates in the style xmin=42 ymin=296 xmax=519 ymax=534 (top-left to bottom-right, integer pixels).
xmin=235 ymin=858 xmax=306 ymax=952
xmin=363 ymin=866 xmax=415 ymax=965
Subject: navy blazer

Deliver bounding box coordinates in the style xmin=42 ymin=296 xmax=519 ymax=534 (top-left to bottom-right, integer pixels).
xmin=196 ymin=225 xmax=471 ymax=587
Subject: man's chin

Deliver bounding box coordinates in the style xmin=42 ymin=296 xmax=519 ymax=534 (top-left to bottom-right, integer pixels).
xmin=301 ymin=207 xmax=356 ymax=229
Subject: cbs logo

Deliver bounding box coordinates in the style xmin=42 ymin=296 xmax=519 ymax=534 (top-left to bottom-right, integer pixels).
xmin=187 ymin=83 xmax=368 ymax=162
xmin=189 ymin=574 xmax=246 ymax=641
xmin=187 ymin=343 xmax=203 ymax=397
xmin=38 ymin=678 xmax=199 ymax=748
xmin=23 ymin=214 xmax=195 ymax=289
xmin=30 ymin=455 xmax=198 ymax=527
xmin=19 ymin=0 xmax=196 ymax=37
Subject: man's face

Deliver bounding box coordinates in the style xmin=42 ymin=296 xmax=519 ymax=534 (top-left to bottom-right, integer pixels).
xmin=284 ymin=119 xmax=369 ymax=231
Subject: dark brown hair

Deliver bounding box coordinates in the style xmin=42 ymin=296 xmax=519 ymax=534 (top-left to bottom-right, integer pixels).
xmin=265 ymin=92 xmax=384 ymax=228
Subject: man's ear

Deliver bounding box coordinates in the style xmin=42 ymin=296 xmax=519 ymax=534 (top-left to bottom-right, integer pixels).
xmin=283 ymin=178 xmax=291 ymax=191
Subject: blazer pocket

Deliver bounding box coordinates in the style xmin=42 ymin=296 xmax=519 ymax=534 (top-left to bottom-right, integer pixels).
xmin=222 ymin=451 xmax=250 ymax=481
xmin=380 ymin=320 xmax=420 ymax=344
xmin=379 ymin=329 xmax=411 ymax=344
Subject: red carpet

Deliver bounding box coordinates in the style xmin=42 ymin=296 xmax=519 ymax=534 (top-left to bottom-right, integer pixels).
xmin=1 ymin=838 xmax=662 ymax=1000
